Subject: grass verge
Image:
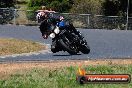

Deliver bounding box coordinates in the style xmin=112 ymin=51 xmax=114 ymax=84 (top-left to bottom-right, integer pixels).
xmin=0 ymin=60 xmax=132 ymax=88
xmin=0 ymin=38 xmax=46 ymax=56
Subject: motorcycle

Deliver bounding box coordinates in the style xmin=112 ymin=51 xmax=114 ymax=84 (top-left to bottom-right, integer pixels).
xmin=40 ymin=18 xmax=90 ymax=55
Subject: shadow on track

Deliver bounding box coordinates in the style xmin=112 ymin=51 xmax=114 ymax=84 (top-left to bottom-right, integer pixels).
xmin=53 ymin=54 xmax=82 ymax=56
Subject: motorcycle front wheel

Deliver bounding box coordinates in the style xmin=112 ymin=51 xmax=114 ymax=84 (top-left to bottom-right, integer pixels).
xmin=58 ymin=38 xmax=78 ymax=55
xmin=80 ymin=44 xmax=90 ymax=54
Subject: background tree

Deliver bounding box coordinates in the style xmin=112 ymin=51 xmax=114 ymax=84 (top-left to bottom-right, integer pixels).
xmin=103 ymin=0 xmax=119 ymax=16
xmin=0 ymin=0 xmax=15 ymax=24
xmin=119 ymin=0 xmax=132 ymax=16
xmin=27 ymin=0 xmax=72 ymax=12
xmin=27 ymin=0 xmax=132 ymax=16
xmin=70 ymin=0 xmax=105 ymax=15
xmin=0 ymin=0 xmax=15 ymax=8
xmin=103 ymin=0 xmax=132 ymax=16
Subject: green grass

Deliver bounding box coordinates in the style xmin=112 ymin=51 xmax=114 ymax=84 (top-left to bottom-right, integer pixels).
xmin=0 ymin=65 xmax=132 ymax=88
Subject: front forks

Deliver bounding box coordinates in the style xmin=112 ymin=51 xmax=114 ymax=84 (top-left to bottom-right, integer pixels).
xmin=51 ymin=38 xmax=62 ymax=53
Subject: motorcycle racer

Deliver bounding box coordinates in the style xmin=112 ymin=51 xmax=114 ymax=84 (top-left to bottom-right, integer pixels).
xmin=38 ymin=11 xmax=88 ymax=54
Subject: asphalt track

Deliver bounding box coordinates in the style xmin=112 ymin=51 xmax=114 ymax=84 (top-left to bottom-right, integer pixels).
xmin=0 ymin=25 xmax=132 ymax=62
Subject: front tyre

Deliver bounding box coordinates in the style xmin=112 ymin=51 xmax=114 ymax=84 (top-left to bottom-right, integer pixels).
xmin=80 ymin=44 xmax=90 ymax=54
xmin=58 ymin=39 xmax=78 ymax=55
